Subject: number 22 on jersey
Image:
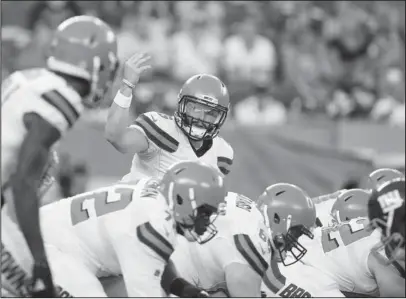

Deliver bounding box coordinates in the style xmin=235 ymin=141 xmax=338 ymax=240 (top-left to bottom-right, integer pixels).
xmin=70 ymin=187 xmax=134 ymax=225
xmin=321 ymin=218 xmax=373 ymax=253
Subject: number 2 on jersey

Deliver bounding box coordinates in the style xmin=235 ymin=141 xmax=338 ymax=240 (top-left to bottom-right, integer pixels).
xmin=70 ymin=187 xmax=133 ymax=225
xmin=321 ymin=218 xmax=373 ymax=253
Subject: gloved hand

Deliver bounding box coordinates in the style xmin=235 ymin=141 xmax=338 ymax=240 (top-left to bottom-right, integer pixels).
xmin=30 ymin=261 xmax=56 ymax=298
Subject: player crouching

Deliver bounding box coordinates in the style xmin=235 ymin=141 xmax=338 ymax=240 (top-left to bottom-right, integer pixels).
xmin=3 ymin=161 xmax=226 ymax=297
xmin=257 ymin=183 xmax=344 ymax=297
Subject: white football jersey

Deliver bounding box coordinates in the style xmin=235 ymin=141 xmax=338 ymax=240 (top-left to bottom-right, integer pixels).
xmin=272 ymin=261 xmax=344 ymax=297
xmin=121 ymin=112 xmax=233 ymax=182
xmin=300 ymin=217 xmax=381 ymax=296
xmin=40 ymin=178 xmax=177 ymax=297
xmin=171 ymin=192 xmax=271 ymax=296
xmin=1 ymin=68 xmax=84 ymax=187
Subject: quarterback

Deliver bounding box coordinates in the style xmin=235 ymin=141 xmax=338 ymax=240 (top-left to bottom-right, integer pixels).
xmin=2 ymin=161 xmax=227 ymax=297
xmin=1 ymin=16 xmax=119 ymax=297
xmin=162 ymin=192 xmax=272 ymax=297
xmin=105 ymin=54 xmax=233 ymax=182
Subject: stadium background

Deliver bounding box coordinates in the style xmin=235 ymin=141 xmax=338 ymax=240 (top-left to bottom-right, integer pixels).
xmin=2 ymin=1 xmax=405 ymax=200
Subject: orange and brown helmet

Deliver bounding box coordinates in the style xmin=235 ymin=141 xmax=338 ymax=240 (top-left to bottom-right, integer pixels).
xmin=331 ymin=189 xmax=370 ymax=223
xmin=368 ymin=168 xmax=404 ymax=190
xmin=257 ymin=183 xmax=317 ymax=266
xmin=47 ymin=16 xmax=119 ymax=108
xmin=368 ymin=178 xmax=405 ymax=267
xmin=159 ymin=161 xmax=227 ymax=244
xmin=175 ymin=74 xmax=230 ymax=141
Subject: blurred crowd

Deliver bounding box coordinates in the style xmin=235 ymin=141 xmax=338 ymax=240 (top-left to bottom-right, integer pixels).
xmin=2 ymin=1 xmax=405 ymax=126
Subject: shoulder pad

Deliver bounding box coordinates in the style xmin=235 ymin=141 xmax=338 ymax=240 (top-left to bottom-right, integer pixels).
xmin=132 ymin=112 xmax=179 ymax=153
xmin=216 ymin=137 xmax=234 ymax=175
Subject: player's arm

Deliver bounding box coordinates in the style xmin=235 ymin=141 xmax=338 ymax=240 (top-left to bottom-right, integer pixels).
xmin=216 ymin=235 xmax=267 ymax=297
xmin=161 ymin=259 xmax=207 ymax=297
xmin=10 ymin=112 xmax=60 ymax=294
xmin=105 ymin=53 xmax=151 ymax=154
xmin=105 ymin=84 xmax=149 ymax=154
xmin=217 ymin=140 xmax=234 ymax=176
xmin=367 ymin=252 xmax=405 ymax=297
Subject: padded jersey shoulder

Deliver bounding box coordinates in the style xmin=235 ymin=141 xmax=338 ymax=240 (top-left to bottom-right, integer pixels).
xmin=131 ymin=112 xmax=179 ymax=153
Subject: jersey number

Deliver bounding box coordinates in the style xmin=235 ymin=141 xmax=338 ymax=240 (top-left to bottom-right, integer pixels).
xmin=70 ymin=187 xmax=134 ymax=225
xmin=321 ymin=218 xmax=373 ymax=253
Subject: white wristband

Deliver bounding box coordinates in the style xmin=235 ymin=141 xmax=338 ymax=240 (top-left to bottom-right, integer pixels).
xmin=113 ymin=90 xmax=132 ymax=109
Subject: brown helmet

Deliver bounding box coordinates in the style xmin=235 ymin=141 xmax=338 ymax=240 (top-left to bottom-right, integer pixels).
xmin=175 ymin=74 xmax=230 ymax=141
xmin=159 ymin=161 xmax=227 ymax=244
xmin=47 ymin=16 xmax=119 ymax=108
xmin=331 ymin=189 xmax=370 ymax=223
xmin=257 ymin=183 xmax=317 ymax=266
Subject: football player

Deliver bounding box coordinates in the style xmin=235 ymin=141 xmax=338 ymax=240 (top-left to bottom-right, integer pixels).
xmin=264 ymin=183 xmax=405 ymax=297
xmin=162 ymin=192 xmax=272 ymax=297
xmin=311 ymin=190 xmax=347 ymax=227
xmin=368 ymin=168 xmax=404 ymax=190
xmin=105 ymin=54 xmax=233 ymax=182
xmin=1 ymin=15 xmax=119 ymax=297
xmin=330 ymin=188 xmax=370 ymax=224
xmin=368 ymin=178 xmax=405 ymax=278
xmin=257 ymin=183 xmax=343 ymax=297
xmin=2 ymin=161 xmax=226 ymax=297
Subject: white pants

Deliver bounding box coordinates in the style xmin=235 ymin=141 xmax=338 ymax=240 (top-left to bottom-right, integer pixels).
xmin=1 ymin=211 xmax=106 ymax=297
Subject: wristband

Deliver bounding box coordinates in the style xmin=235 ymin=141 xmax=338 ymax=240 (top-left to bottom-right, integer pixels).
xmin=122 ymin=79 xmax=136 ymax=89
xmin=113 ymin=90 xmax=132 ymax=109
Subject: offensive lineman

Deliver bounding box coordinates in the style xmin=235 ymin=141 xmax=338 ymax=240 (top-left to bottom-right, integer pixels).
xmin=162 ymin=192 xmax=273 ymax=297
xmin=257 ymin=184 xmax=344 ymax=297
xmin=105 ymin=54 xmax=234 ymax=182
xmin=1 ymin=16 xmax=119 ymax=297
xmin=260 ymin=183 xmax=404 ymax=297
xmin=2 ymin=161 xmax=227 ymax=297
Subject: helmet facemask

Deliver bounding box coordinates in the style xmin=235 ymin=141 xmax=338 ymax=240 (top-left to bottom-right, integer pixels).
xmin=177 ymin=204 xmax=220 ymax=244
xmin=273 ymin=225 xmax=314 ymax=266
xmin=175 ymin=95 xmax=228 ymax=141
xmin=370 ymin=217 xmax=405 ymax=266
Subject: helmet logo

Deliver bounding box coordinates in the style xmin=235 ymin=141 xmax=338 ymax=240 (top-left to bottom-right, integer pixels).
xmin=378 ymin=190 xmax=403 ymax=214
xmin=197 ymin=94 xmax=218 ymax=105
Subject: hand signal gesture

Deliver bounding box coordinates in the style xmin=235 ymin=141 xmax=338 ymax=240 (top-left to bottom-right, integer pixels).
xmin=122 ymin=52 xmax=152 ymax=87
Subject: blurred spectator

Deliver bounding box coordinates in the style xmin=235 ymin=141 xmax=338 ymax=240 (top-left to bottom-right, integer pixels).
xmin=171 ymin=18 xmax=222 ymax=81
xmin=234 ymin=90 xmax=287 ymax=126
xmin=223 ymin=17 xmax=277 ymax=87
xmin=2 ymin=0 xmax=404 ymax=125
xmin=14 ymin=20 xmax=53 ymax=70
xmin=371 ymin=68 xmax=405 ymax=123
xmin=1 ymin=26 xmax=32 ymax=78
xmin=27 ymin=1 xmax=82 ymax=30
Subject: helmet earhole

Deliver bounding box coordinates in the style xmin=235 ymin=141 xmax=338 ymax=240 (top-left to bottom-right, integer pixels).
xmin=274 ymin=213 xmax=280 ymax=224
xmin=177 ymin=195 xmax=183 ymax=205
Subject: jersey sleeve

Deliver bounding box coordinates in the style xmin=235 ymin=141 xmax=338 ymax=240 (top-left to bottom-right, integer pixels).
xmin=108 ymin=209 xmax=175 ymax=297
xmin=129 ymin=112 xmax=179 ymax=153
xmin=217 ymin=138 xmax=234 ymax=175
xmin=4 ymin=70 xmax=84 ymax=134
xmin=38 ymin=87 xmax=82 ymax=133
xmin=212 ymin=232 xmax=270 ymax=278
